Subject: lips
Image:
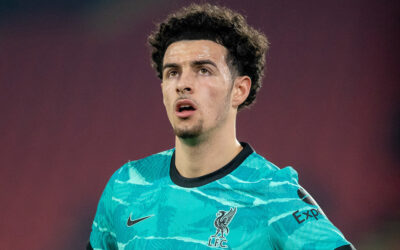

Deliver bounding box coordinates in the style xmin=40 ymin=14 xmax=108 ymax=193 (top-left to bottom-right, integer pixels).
xmin=175 ymin=99 xmax=197 ymax=118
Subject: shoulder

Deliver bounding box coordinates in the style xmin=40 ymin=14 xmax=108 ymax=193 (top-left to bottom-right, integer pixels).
xmin=107 ymin=148 xmax=175 ymax=188
xmin=234 ymin=150 xmax=285 ymax=181
xmin=240 ymin=148 xmax=299 ymax=188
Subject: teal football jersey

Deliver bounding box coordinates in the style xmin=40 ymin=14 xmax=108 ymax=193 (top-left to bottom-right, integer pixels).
xmin=88 ymin=143 xmax=354 ymax=249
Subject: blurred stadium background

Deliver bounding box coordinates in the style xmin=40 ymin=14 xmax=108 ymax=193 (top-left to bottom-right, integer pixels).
xmin=0 ymin=0 xmax=399 ymax=249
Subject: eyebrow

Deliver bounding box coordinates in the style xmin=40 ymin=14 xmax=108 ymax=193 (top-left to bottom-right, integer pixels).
xmin=162 ymin=60 xmax=218 ymax=72
xmin=191 ymin=60 xmax=217 ymax=68
xmin=162 ymin=63 xmax=179 ymax=72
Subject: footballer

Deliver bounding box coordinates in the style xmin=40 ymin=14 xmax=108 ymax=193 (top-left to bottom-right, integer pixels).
xmin=88 ymin=4 xmax=354 ymax=250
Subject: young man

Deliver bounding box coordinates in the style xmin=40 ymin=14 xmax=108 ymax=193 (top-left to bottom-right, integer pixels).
xmin=88 ymin=4 xmax=354 ymax=249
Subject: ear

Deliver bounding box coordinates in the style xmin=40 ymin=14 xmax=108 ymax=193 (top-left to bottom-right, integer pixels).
xmin=231 ymin=76 xmax=251 ymax=109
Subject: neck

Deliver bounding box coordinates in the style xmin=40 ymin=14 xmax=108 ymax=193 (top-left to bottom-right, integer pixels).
xmin=174 ymin=117 xmax=242 ymax=178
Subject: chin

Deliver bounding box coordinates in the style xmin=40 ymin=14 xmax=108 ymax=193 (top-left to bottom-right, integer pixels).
xmin=174 ymin=124 xmax=203 ymax=139
xmin=174 ymin=129 xmax=201 ymax=139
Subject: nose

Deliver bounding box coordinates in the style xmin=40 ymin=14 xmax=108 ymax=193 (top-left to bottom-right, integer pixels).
xmin=176 ymin=71 xmax=194 ymax=95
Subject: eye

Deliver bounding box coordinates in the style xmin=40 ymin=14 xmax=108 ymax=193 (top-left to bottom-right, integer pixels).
xmin=166 ymin=70 xmax=179 ymax=78
xmin=199 ymin=67 xmax=210 ymax=75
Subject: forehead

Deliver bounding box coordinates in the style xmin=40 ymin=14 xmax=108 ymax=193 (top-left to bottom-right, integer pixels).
xmin=163 ymin=40 xmax=228 ymax=65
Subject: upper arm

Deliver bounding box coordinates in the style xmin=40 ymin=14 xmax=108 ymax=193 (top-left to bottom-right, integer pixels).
xmin=89 ymin=173 xmax=119 ymax=250
xmin=266 ymin=167 xmax=354 ymax=249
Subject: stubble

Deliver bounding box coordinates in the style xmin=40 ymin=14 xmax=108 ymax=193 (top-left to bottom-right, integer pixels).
xmin=174 ymin=88 xmax=232 ymax=140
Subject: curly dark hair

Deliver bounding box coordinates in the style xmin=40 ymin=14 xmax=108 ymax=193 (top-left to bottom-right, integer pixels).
xmin=148 ymin=4 xmax=269 ymax=110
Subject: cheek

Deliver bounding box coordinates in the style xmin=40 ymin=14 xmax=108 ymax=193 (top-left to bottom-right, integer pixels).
xmin=203 ymin=88 xmax=229 ymax=118
xmin=203 ymin=78 xmax=227 ymax=98
xmin=205 ymin=83 xmax=230 ymax=105
xmin=162 ymin=93 xmax=168 ymax=108
xmin=161 ymin=85 xmax=172 ymax=107
xmin=162 ymin=92 xmax=174 ymax=121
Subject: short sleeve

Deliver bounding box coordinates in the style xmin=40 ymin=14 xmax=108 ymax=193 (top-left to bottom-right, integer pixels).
xmin=89 ymin=173 xmax=119 ymax=250
xmin=266 ymin=167 xmax=354 ymax=249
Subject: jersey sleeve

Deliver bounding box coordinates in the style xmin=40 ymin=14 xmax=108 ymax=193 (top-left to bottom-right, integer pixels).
xmin=266 ymin=167 xmax=355 ymax=249
xmin=89 ymin=172 xmax=119 ymax=250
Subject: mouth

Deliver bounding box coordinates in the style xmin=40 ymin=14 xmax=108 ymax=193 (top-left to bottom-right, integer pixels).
xmin=175 ymin=99 xmax=197 ymax=118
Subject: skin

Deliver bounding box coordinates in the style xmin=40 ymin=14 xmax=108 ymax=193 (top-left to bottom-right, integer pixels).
xmin=161 ymin=40 xmax=251 ymax=178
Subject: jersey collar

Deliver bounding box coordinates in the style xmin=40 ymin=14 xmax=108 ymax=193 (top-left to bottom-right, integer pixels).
xmin=169 ymin=142 xmax=254 ymax=188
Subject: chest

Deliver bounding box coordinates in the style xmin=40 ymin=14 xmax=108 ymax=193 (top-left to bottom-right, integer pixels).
xmin=111 ymin=182 xmax=272 ymax=249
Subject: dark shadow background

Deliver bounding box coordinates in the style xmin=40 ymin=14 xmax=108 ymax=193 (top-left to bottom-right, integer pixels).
xmin=1 ymin=0 xmax=399 ymax=249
